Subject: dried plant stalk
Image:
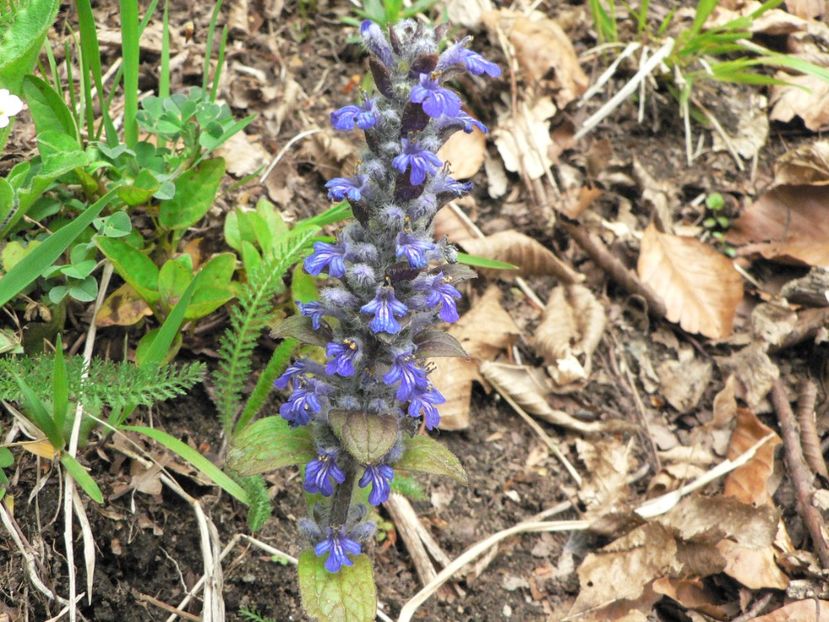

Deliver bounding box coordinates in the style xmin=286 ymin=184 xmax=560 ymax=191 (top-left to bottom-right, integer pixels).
xmin=796 ymin=378 xmax=828 ymax=479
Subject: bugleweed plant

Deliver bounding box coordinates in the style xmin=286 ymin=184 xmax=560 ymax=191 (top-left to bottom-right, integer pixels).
xmin=228 ymin=19 xmax=499 ymax=620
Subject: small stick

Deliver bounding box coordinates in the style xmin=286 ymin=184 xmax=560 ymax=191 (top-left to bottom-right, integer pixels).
xmin=397 ymin=519 xmax=590 ymax=622
xmin=771 ymin=307 xmax=829 ymax=353
xmin=558 ymin=218 xmax=667 ymax=318
xmin=384 ymin=493 xmax=438 ymax=587
xmin=580 ymin=42 xmax=642 ymax=103
xmin=136 ymin=593 xmax=201 ymax=622
xmin=259 ymin=128 xmax=321 ymax=183
xmin=771 ymin=379 xmax=829 ymax=568
xmin=796 ymin=378 xmax=828 ymax=479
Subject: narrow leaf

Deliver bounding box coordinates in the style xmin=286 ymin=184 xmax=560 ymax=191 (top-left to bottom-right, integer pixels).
xmin=60 ymin=454 xmax=104 ymax=504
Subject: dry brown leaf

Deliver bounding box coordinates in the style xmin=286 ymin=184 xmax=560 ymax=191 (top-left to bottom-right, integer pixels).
xmin=657 ymin=346 xmax=712 ymax=413
xmin=712 ymin=375 xmax=738 ymax=428
xmin=576 ymin=438 xmax=636 ymax=514
xmin=716 ymin=539 xmax=789 ymax=590
xmin=480 ymin=361 xmax=637 ymax=434
xmin=533 ymin=284 xmax=605 ymax=390
xmin=774 ymin=141 xmax=829 ymax=186
xmin=431 ymin=287 xmax=520 ymax=430
xmin=459 ymin=230 xmax=583 ymax=283
xmin=446 ymin=0 xmax=493 ymax=28
xmin=483 ymin=10 xmax=588 ymax=107
xmin=723 ymin=409 xmax=781 ymax=507
xmin=750 ymin=302 xmax=798 ymax=347
xmin=96 ymin=283 xmax=153 ymax=327
xmin=215 ymin=131 xmax=270 ymax=177
xmin=716 ymin=344 xmax=780 ymax=409
xmin=770 ymin=73 xmax=829 ymax=131
xmin=492 ymin=98 xmax=557 ymax=180
xmin=637 ymin=224 xmax=744 ymax=339
xmin=652 ymin=577 xmax=736 ymax=619
xmin=752 ymin=600 xmax=829 ymax=622
xmin=785 ymin=0 xmax=826 ymax=18
xmin=727 ymin=185 xmax=829 ymax=266
xmin=437 ymin=126 xmax=486 ymax=179
xmin=710 ymin=93 xmax=769 ymax=162
xmin=432 ymin=204 xmax=478 ymax=244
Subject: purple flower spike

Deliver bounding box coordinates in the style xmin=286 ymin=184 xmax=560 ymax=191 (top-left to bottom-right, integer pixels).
xmin=438 ymin=42 xmax=501 ymax=78
xmin=359 ymin=464 xmax=394 ymax=506
xmin=274 ymin=361 xmax=307 ymax=390
xmin=298 ymin=301 xmax=325 ymax=330
xmin=409 ymin=74 xmax=461 ymax=118
xmin=279 ymin=383 xmax=321 ymax=426
xmin=314 ymin=527 xmax=362 ymax=573
xmin=396 ymin=231 xmax=435 ymax=269
xmin=325 ymin=175 xmax=368 ymax=202
xmin=360 ymin=286 xmax=408 ymax=334
xmin=383 ymin=353 xmax=428 ymax=401
xmin=392 ymin=139 xmax=442 ymax=185
xmin=325 ymin=339 xmax=361 ymax=377
xmin=431 ymin=174 xmax=473 ymax=197
xmin=360 ymin=20 xmax=395 ymax=68
xmin=331 ymin=99 xmax=379 ymax=131
xmin=304 ymin=450 xmax=346 ymax=496
xmin=407 ymin=385 xmax=446 ymax=430
xmin=304 ymin=241 xmax=346 ymax=278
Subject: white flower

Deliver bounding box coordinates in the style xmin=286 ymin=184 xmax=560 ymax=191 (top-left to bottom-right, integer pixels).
xmin=0 ymin=89 xmax=24 ymax=129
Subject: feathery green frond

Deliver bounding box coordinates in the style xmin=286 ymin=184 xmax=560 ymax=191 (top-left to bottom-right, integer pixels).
xmin=241 ymin=474 xmax=272 ymax=532
xmin=213 ymin=225 xmax=318 ymax=432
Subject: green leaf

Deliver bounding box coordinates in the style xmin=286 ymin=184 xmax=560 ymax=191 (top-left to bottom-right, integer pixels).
xmin=117 ymin=169 xmax=161 ymax=206
xmin=396 ymin=435 xmax=468 ymax=485
xmin=21 ymin=74 xmax=78 ymax=141
xmin=291 ymin=263 xmax=318 ymax=304
xmin=124 ymin=425 xmax=248 ymax=504
xmin=241 ymin=474 xmax=272 ymax=532
xmin=456 ymin=252 xmax=516 ymax=271
xmin=227 ymin=416 xmax=315 ymax=476
xmin=413 ymin=329 xmax=468 ymax=358
xmin=235 ymin=338 xmax=297 ymax=434
xmin=270 ymin=314 xmax=331 ymax=348
xmin=328 ymin=411 xmax=398 ymax=464
xmin=0 ymin=447 xmax=13 ymax=469
xmin=52 ymin=334 xmax=68 ymax=433
xmin=159 ymin=157 xmax=225 ymax=230
xmin=0 ymin=190 xmax=117 ymax=307
xmin=96 ymin=237 xmax=160 ymax=303
xmin=158 ymin=255 xmax=193 ymax=309
xmin=185 ymin=252 xmax=235 ymax=319
xmin=298 ymin=550 xmax=376 ymax=622
xmin=60 ymin=453 xmax=104 ymax=503
xmin=13 ymin=372 xmax=61 ymax=447
xmin=0 ymin=0 xmax=60 ymax=93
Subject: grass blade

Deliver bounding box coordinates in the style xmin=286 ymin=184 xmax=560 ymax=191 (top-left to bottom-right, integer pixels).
xmin=120 ymin=0 xmax=140 ymax=147
xmin=53 ymin=334 xmax=69 ymax=433
xmin=60 ymin=454 xmax=104 ymax=503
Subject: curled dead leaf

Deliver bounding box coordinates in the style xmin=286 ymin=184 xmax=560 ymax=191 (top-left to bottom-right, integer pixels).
xmin=576 ymin=438 xmax=636 ymax=514
xmin=723 ymin=409 xmax=781 ymax=507
xmin=437 ymin=126 xmax=486 ymax=180
xmin=770 ymin=73 xmax=829 ymax=132
xmin=727 ymin=185 xmax=829 ymax=266
xmin=96 ymin=283 xmax=153 ymax=327
xmin=637 ymin=224 xmax=744 ymax=339
xmin=532 ymin=284 xmax=605 ymax=390
xmin=774 ymin=141 xmax=829 ymax=186
xmin=492 ymin=98 xmax=557 ymax=180
xmin=716 ymin=343 xmax=780 ymax=409
xmin=752 ymin=600 xmax=829 ymax=622
xmin=431 ymin=287 xmax=521 ymax=430
xmin=656 ymin=346 xmax=712 ymax=413
xmin=459 ymin=230 xmax=583 ymax=283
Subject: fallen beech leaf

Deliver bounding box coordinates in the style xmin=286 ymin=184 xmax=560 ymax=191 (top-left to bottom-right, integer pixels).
xmin=711 ymin=375 xmax=737 ymax=428
xmin=750 ymin=302 xmax=798 ymax=347
xmin=532 ymin=284 xmax=605 ymax=390
xmin=656 ymin=345 xmax=712 ymax=413
xmin=716 ymin=343 xmax=780 ymax=409
xmin=785 ymin=0 xmax=825 ymax=18
xmin=753 ymin=600 xmax=829 ymax=622
xmin=432 ymin=204 xmax=479 ymax=244
xmin=652 ymin=577 xmax=736 ymax=619
xmin=723 ymin=409 xmax=781 ymax=507
xmin=480 ymin=361 xmax=636 ymax=434
xmin=483 ymin=10 xmax=588 ymax=107
xmin=215 ymin=131 xmax=270 ymax=177
xmin=717 ymin=539 xmax=789 ymax=590
xmin=437 ymin=126 xmax=486 ymax=179
xmin=637 ymin=224 xmax=744 ymax=339
xmin=492 ymin=98 xmax=557 ymax=180
xmin=431 ymin=287 xmax=520 ymax=430
xmin=576 ymin=438 xmax=635 ymax=513
xmin=774 ymin=141 xmax=829 ymax=186
xmin=770 ymin=73 xmax=829 ymax=131
xmin=95 ymin=283 xmax=153 ymax=327
xmin=727 ymin=185 xmax=829 ymax=266
xmin=459 ymin=230 xmax=583 ymax=283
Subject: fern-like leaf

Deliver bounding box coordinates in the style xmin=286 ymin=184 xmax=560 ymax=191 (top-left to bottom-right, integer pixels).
xmin=213 ymin=225 xmax=318 ymax=431
xmin=242 ymin=474 xmax=272 ymax=532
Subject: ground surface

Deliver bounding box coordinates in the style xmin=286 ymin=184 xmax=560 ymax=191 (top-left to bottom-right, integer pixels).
xmin=2 ymin=0 xmax=829 ymax=621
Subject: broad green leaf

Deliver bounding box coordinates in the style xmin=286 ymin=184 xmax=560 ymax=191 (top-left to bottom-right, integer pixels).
xmin=117 ymin=169 xmax=160 ymax=206
xmin=1 ymin=239 xmax=40 ymax=272
xmin=0 ymin=447 xmax=13 ymax=469
xmin=21 ymin=74 xmax=78 ymax=140
xmin=227 ymin=416 xmax=315 ymax=476
xmin=328 ymin=411 xmax=398 ymax=464
xmin=13 ymin=372 xmax=61 ymax=447
xmin=159 ymin=157 xmax=225 ymax=229
xmin=240 ymin=240 xmax=262 ymax=275
xmin=0 ymin=178 xmax=13 ymax=223
xmin=396 ymin=435 xmax=468 ymax=485
xmin=60 ymin=454 xmax=104 ymax=503
xmin=0 ymin=190 xmax=117 ymax=307
xmin=291 ymin=263 xmax=318 ymax=304
xmin=158 ymin=255 xmax=193 ymax=309
xmin=124 ymin=425 xmax=248 ymax=503
xmin=185 ymin=252 xmax=235 ymax=319
xmin=0 ymin=0 xmax=60 ymax=93
xmin=96 ymin=237 xmax=160 ymax=303
xmin=456 ymin=252 xmax=517 ymax=271
xmin=298 ymin=550 xmax=376 ymax=622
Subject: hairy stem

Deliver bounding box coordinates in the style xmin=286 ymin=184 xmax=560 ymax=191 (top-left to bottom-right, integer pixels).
xmin=331 ymin=461 xmax=357 ymax=528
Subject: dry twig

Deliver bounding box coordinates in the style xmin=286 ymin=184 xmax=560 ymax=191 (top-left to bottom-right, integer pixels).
xmin=771 ymin=379 xmax=829 ymax=568
xmin=797 ymin=378 xmax=828 ymax=479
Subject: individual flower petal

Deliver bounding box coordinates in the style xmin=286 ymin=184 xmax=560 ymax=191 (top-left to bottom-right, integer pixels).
xmin=274 ymin=361 xmax=307 ymax=390
xmin=395 ymin=231 xmax=435 ymax=269
xmin=392 ymin=138 xmax=442 ymax=186
xmin=325 ymin=338 xmax=361 ymax=377
xmin=279 ymin=383 xmax=321 ymax=426
xmin=314 ymin=527 xmax=362 ymax=573
xmin=304 ymin=450 xmax=346 ymax=496
xmin=359 ymin=464 xmax=394 ymax=506
xmin=409 ymin=74 xmax=461 ymax=118
xmin=298 ymin=301 xmax=325 ymax=330
xmin=0 ymin=89 xmax=24 ymax=129
xmin=360 ymin=286 xmax=408 ymax=334
xmin=383 ymin=353 xmax=428 ymax=401
xmin=437 ymin=42 xmax=501 ymax=78
xmin=414 ymin=273 xmax=462 ymax=322
xmin=304 ymin=241 xmax=346 ymax=278
xmin=407 ymin=385 xmax=446 ymax=430
xmin=331 ymin=98 xmax=379 ymax=131
xmin=430 ymin=174 xmax=473 ymax=197
xmin=325 ymin=175 xmax=368 ymax=202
